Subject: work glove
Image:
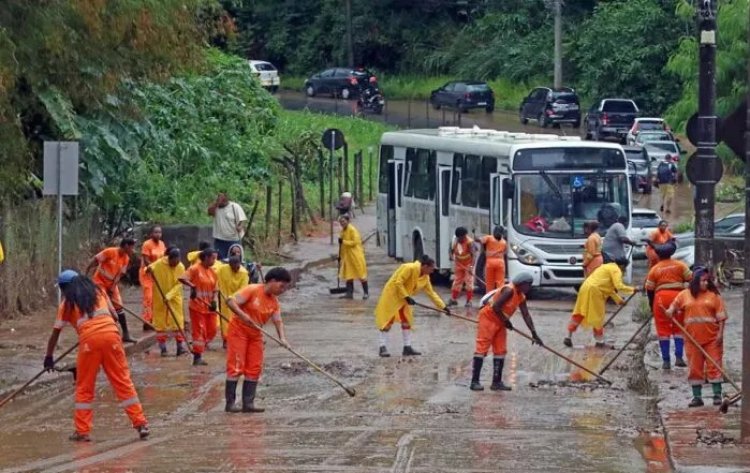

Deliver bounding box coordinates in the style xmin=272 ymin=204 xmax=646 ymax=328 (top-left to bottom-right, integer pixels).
xmin=405 ymin=296 xmax=416 ymax=306
xmin=190 ymin=287 xmax=197 ymax=300
xmin=209 ymin=301 xmax=218 ymax=312
xmin=503 ymin=318 xmax=514 ymax=331
xmin=43 ymin=355 xmax=55 ymax=372
xmin=531 ymin=330 xmax=544 ymax=346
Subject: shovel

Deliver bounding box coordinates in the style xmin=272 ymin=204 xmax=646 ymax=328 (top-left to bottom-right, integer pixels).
xmin=329 ymin=241 xmax=348 ymax=295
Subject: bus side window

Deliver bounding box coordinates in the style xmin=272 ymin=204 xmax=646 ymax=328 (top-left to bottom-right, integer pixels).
xmin=404 ymin=148 xmax=416 ymax=197
xmin=479 ymin=156 xmax=496 ymax=209
xmin=378 ymin=145 xmax=393 ymax=194
xmin=462 ymin=154 xmax=481 ymax=208
xmin=451 ymin=153 xmax=463 ymax=204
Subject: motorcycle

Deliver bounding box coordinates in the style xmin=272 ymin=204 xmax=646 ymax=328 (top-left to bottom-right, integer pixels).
xmin=356 ymin=85 xmax=384 ymax=115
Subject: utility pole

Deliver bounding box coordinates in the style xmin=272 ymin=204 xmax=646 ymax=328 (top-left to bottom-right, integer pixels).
xmin=553 ymin=0 xmax=562 ymax=88
xmin=741 ymin=0 xmax=750 ymax=443
xmin=345 ymin=0 xmax=354 ymax=67
xmin=692 ymin=0 xmax=719 ymax=268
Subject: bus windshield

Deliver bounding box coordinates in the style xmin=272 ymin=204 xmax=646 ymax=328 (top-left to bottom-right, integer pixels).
xmin=513 ymin=172 xmax=630 ymax=239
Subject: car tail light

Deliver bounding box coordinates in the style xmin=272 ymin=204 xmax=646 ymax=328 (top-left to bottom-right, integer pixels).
xmin=601 ymin=113 xmax=609 ymax=125
xmin=464 ymin=93 xmax=470 ymax=100
xmin=546 ymin=109 xmax=554 ymax=115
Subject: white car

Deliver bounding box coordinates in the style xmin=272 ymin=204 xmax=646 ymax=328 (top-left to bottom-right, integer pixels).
xmin=628 ymin=208 xmax=662 ymax=259
xmin=249 ymin=60 xmax=280 ymax=92
xmin=626 ymin=118 xmax=672 ymax=145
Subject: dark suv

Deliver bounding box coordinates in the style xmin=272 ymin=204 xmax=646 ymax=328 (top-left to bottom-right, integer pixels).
xmin=304 ymin=68 xmax=374 ymax=100
xmin=519 ymin=87 xmax=581 ymax=128
xmin=429 ymin=81 xmax=495 ymax=113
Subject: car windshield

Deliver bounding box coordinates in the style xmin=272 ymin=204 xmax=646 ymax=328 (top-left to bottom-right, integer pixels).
xmin=645 ymin=142 xmax=677 ymax=153
xmin=624 ymin=150 xmax=645 ymax=162
xmin=513 ymin=172 xmax=630 ymax=239
xmin=632 ymin=213 xmax=660 ymax=228
xmin=254 ymin=62 xmax=276 ymax=71
xmin=467 ymin=84 xmax=489 ymax=92
xmin=638 ymin=132 xmax=671 ymax=143
xmin=602 ymin=100 xmax=637 ymax=113
xmin=638 ymin=121 xmax=663 ymax=130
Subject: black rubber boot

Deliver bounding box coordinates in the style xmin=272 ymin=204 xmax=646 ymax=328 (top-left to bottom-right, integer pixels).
xmin=661 ymin=360 xmax=671 ymax=370
xmin=225 ymin=380 xmax=241 ymax=413
xmin=176 ymin=343 xmax=188 ymax=357
xmin=470 ymin=356 xmax=484 ymax=391
xmin=193 ymin=353 xmax=207 ymax=366
xmin=379 ymin=346 xmax=391 ymax=357
xmin=340 ymin=281 xmax=354 ymax=299
xmin=563 ymin=337 xmax=572 ymax=348
xmin=674 ymin=357 xmax=687 ymax=368
xmin=136 ymin=425 xmax=150 ymax=440
xmin=402 ymin=346 xmax=421 ymax=356
xmin=117 ymin=312 xmax=137 ymax=343
xmin=688 ymin=397 xmax=704 ymax=408
xmin=362 ymin=281 xmax=369 ymax=300
xmin=242 ymin=380 xmax=265 ymax=413
xmin=490 ymin=358 xmax=511 ymax=391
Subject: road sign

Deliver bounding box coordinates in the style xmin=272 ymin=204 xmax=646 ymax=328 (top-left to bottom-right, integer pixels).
xmin=322 ymin=128 xmax=345 ymax=150
xmin=720 ymin=99 xmax=747 ymax=158
xmin=43 ymin=141 xmax=79 ymax=196
xmin=686 ymin=151 xmax=723 ymax=185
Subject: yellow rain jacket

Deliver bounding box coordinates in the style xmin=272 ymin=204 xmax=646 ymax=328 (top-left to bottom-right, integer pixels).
xmin=148 ymin=257 xmax=186 ymax=332
xmin=216 ymin=262 xmax=249 ymax=338
xmin=572 ymin=262 xmax=635 ymax=329
xmin=187 ymin=250 xmax=219 ymax=270
xmin=339 ymin=223 xmax=367 ymax=280
xmin=0 ymin=240 xmax=4 ymax=264
xmin=374 ymin=261 xmax=446 ymax=330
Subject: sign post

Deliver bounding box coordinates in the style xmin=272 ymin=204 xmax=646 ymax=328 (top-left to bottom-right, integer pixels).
xmin=321 ymin=129 xmax=345 ymax=245
xmin=43 ymin=142 xmax=79 ymax=302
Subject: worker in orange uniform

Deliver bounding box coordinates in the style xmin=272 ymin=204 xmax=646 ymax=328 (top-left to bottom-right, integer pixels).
xmin=179 ymin=248 xmax=219 ymax=366
xmin=147 ymin=247 xmax=188 ymax=357
xmin=85 ymin=238 xmax=137 ymax=343
xmin=43 ymin=270 xmax=149 ymax=442
xmin=470 ymin=272 xmax=541 ymax=392
xmin=374 ymin=255 xmax=448 ymax=357
xmin=217 ymin=255 xmax=249 ymax=349
xmin=139 ymin=226 xmax=166 ymax=331
xmin=564 ymin=258 xmax=637 ymax=349
xmin=582 ymin=221 xmax=603 ymax=278
xmin=645 ymin=220 xmax=674 ymax=268
xmin=448 ymin=227 xmax=476 ymax=307
xmin=481 ymin=226 xmax=507 ymax=293
xmin=667 ymin=268 xmax=727 ymax=407
xmin=224 ymin=267 xmax=292 ymax=413
xmin=644 ymin=242 xmax=691 ymax=370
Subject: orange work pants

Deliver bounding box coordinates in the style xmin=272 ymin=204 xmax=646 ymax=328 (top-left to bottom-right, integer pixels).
xmin=567 ymin=314 xmax=604 ymax=341
xmin=226 ymin=323 xmax=264 ymax=381
xmin=686 ymin=337 xmax=723 ymax=385
xmin=484 ymin=258 xmax=505 ymax=293
xmin=653 ymin=290 xmax=683 ymax=340
xmin=383 ymin=306 xmax=411 ymax=331
xmin=451 ymin=263 xmax=474 ymax=301
xmin=74 ymin=331 xmax=147 ymax=435
xmin=474 ymin=310 xmax=508 ymax=357
xmin=190 ymin=310 xmax=217 ymax=354
xmin=138 ymin=268 xmax=153 ymax=323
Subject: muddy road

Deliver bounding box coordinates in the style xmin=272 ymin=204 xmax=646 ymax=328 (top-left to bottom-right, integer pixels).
xmin=0 ymin=234 xmax=671 ymax=473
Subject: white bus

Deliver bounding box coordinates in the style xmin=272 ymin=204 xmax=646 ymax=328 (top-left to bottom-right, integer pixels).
xmin=376 ymin=127 xmax=633 ymax=288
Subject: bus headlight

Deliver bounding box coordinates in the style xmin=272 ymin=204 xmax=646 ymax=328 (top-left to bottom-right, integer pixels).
xmin=511 ymin=244 xmax=540 ymax=265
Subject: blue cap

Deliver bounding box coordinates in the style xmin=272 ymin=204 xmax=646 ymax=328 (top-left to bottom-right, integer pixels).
xmin=57 ymin=270 xmax=79 ymax=285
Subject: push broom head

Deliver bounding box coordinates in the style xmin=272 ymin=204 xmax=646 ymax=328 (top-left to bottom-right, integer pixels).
xmin=329 ymin=287 xmax=349 ymax=294
xmin=720 ymin=397 xmax=731 ymax=414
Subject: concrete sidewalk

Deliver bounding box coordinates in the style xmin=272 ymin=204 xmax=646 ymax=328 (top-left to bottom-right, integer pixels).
xmin=646 ymin=290 xmax=750 ymax=471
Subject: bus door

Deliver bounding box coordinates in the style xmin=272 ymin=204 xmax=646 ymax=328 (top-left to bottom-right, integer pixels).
xmin=388 ymin=160 xmax=405 ymax=258
xmin=436 ymin=166 xmax=452 ymax=268
xmin=489 ymin=173 xmax=503 ymax=231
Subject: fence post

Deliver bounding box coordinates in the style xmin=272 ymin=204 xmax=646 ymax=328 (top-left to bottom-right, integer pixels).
xmin=368 ymin=146 xmax=374 ymax=202
xmin=318 ymin=150 xmax=325 ymax=220
xmin=442 ymin=109 xmax=446 ymax=126
xmin=264 ymin=185 xmax=272 ymax=240
xmin=276 ymin=180 xmax=283 ymax=249
xmin=290 ymin=178 xmax=297 ymax=242
xmin=343 ymin=142 xmax=350 ymax=192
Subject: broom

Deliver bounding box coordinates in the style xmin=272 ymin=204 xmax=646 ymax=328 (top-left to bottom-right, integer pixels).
xmin=329 ymin=240 xmax=348 ymax=294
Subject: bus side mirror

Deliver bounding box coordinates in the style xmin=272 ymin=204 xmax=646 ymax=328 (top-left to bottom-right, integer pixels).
xmin=502 ymin=178 xmax=514 ymax=200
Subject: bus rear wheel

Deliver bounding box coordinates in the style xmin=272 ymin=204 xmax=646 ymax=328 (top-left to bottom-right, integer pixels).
xmin=412 ymin=232 xmax=424 ymax=262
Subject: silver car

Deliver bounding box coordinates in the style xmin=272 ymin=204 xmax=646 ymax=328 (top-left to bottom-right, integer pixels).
xmin=644 ymin=140 xmax=681 ymax=163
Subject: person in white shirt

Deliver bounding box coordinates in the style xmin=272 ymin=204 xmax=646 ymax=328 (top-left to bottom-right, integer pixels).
xmin=208 ymin=192 xmax=247 ymax=259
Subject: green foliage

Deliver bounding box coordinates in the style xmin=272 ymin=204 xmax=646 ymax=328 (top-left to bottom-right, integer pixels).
xmin=570 ymin=0 xmax=682 ymax=115
xmin=716 ymin=176 xmax=744 ymax=203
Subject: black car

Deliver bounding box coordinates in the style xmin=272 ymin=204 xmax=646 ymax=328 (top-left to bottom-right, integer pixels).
xmin=584 ymin=98 xmax=639 ymax=143
xmin=429 ymin=81 xmax=494 ymax=113
xmin=304 ymin=68 xmax=374 ymax=100
xmin=519 ymin=87 xmax=581 ymax=128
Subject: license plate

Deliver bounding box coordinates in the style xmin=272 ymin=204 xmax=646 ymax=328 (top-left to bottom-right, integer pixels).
xmin=378 ymin=99 xmax=384 ymax=105
xmin=477 ymin=102 xmax=487 ymax=106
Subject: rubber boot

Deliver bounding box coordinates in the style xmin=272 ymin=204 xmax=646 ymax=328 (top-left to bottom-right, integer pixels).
xmin=490 ymin=358 xmax=511 ymax=391
xmin=69 ymin=432 xmax=91 ymax=442
xmin=674 ymin=338 xmax=686 ymax=367
xmin=117 ymin=311 xmax=137 ymax=343
xmin=176 ymin=342 xmax=188 ymax=357
xmin=659 ymin=340 xmax=671 ymax=369
xmin=563 ymin=336 xmax=573 ymax=348
xmin=193 ymin=353 xmax=207 ymax=366
xmin=159 ymin=342 xmax=168 ymax=357
xmin=136 ymin=425 xmax=150 ymax=440
xmin=402 ymin=345 xmax=421 ymax=356
xmin=362 ymin=281 xmax=369 ymax=300
xmin=470 ymin=356 xmax=484 ymax=391
xmin=712 ymin=382 xmax=723 ymax=406
xmin=379 ymin=346 xmax=391 ymax=357
xmin=143 ymin=322 xmax=153 ymax=332
xmin=241 ymin=380 xmax=265 ymax=413
xmin=340 ymin=281 xmax=354 ymax=299
xmin=688 ymin=385 xmax=704 ymax=407
xmin=225 ymin=380 xmax=242 ymax=413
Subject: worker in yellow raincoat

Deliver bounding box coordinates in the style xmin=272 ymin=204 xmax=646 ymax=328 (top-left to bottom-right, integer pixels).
xmin=0 ymin=239 xmax=4 ymax=264
xmin=147 ymin=247 xmax=188 ymax=357
xmin=564 ymin=257 xmax=637 ymax=349
xmin=216 ymin=255 xmax=249 ymax=349
xmin=187 ymin=241 xmax=211 ymax=266
xmin=374 ymin=255 xmax=448 ymax=357
xmin=338 ymin=215 xmax=368 ymax=300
